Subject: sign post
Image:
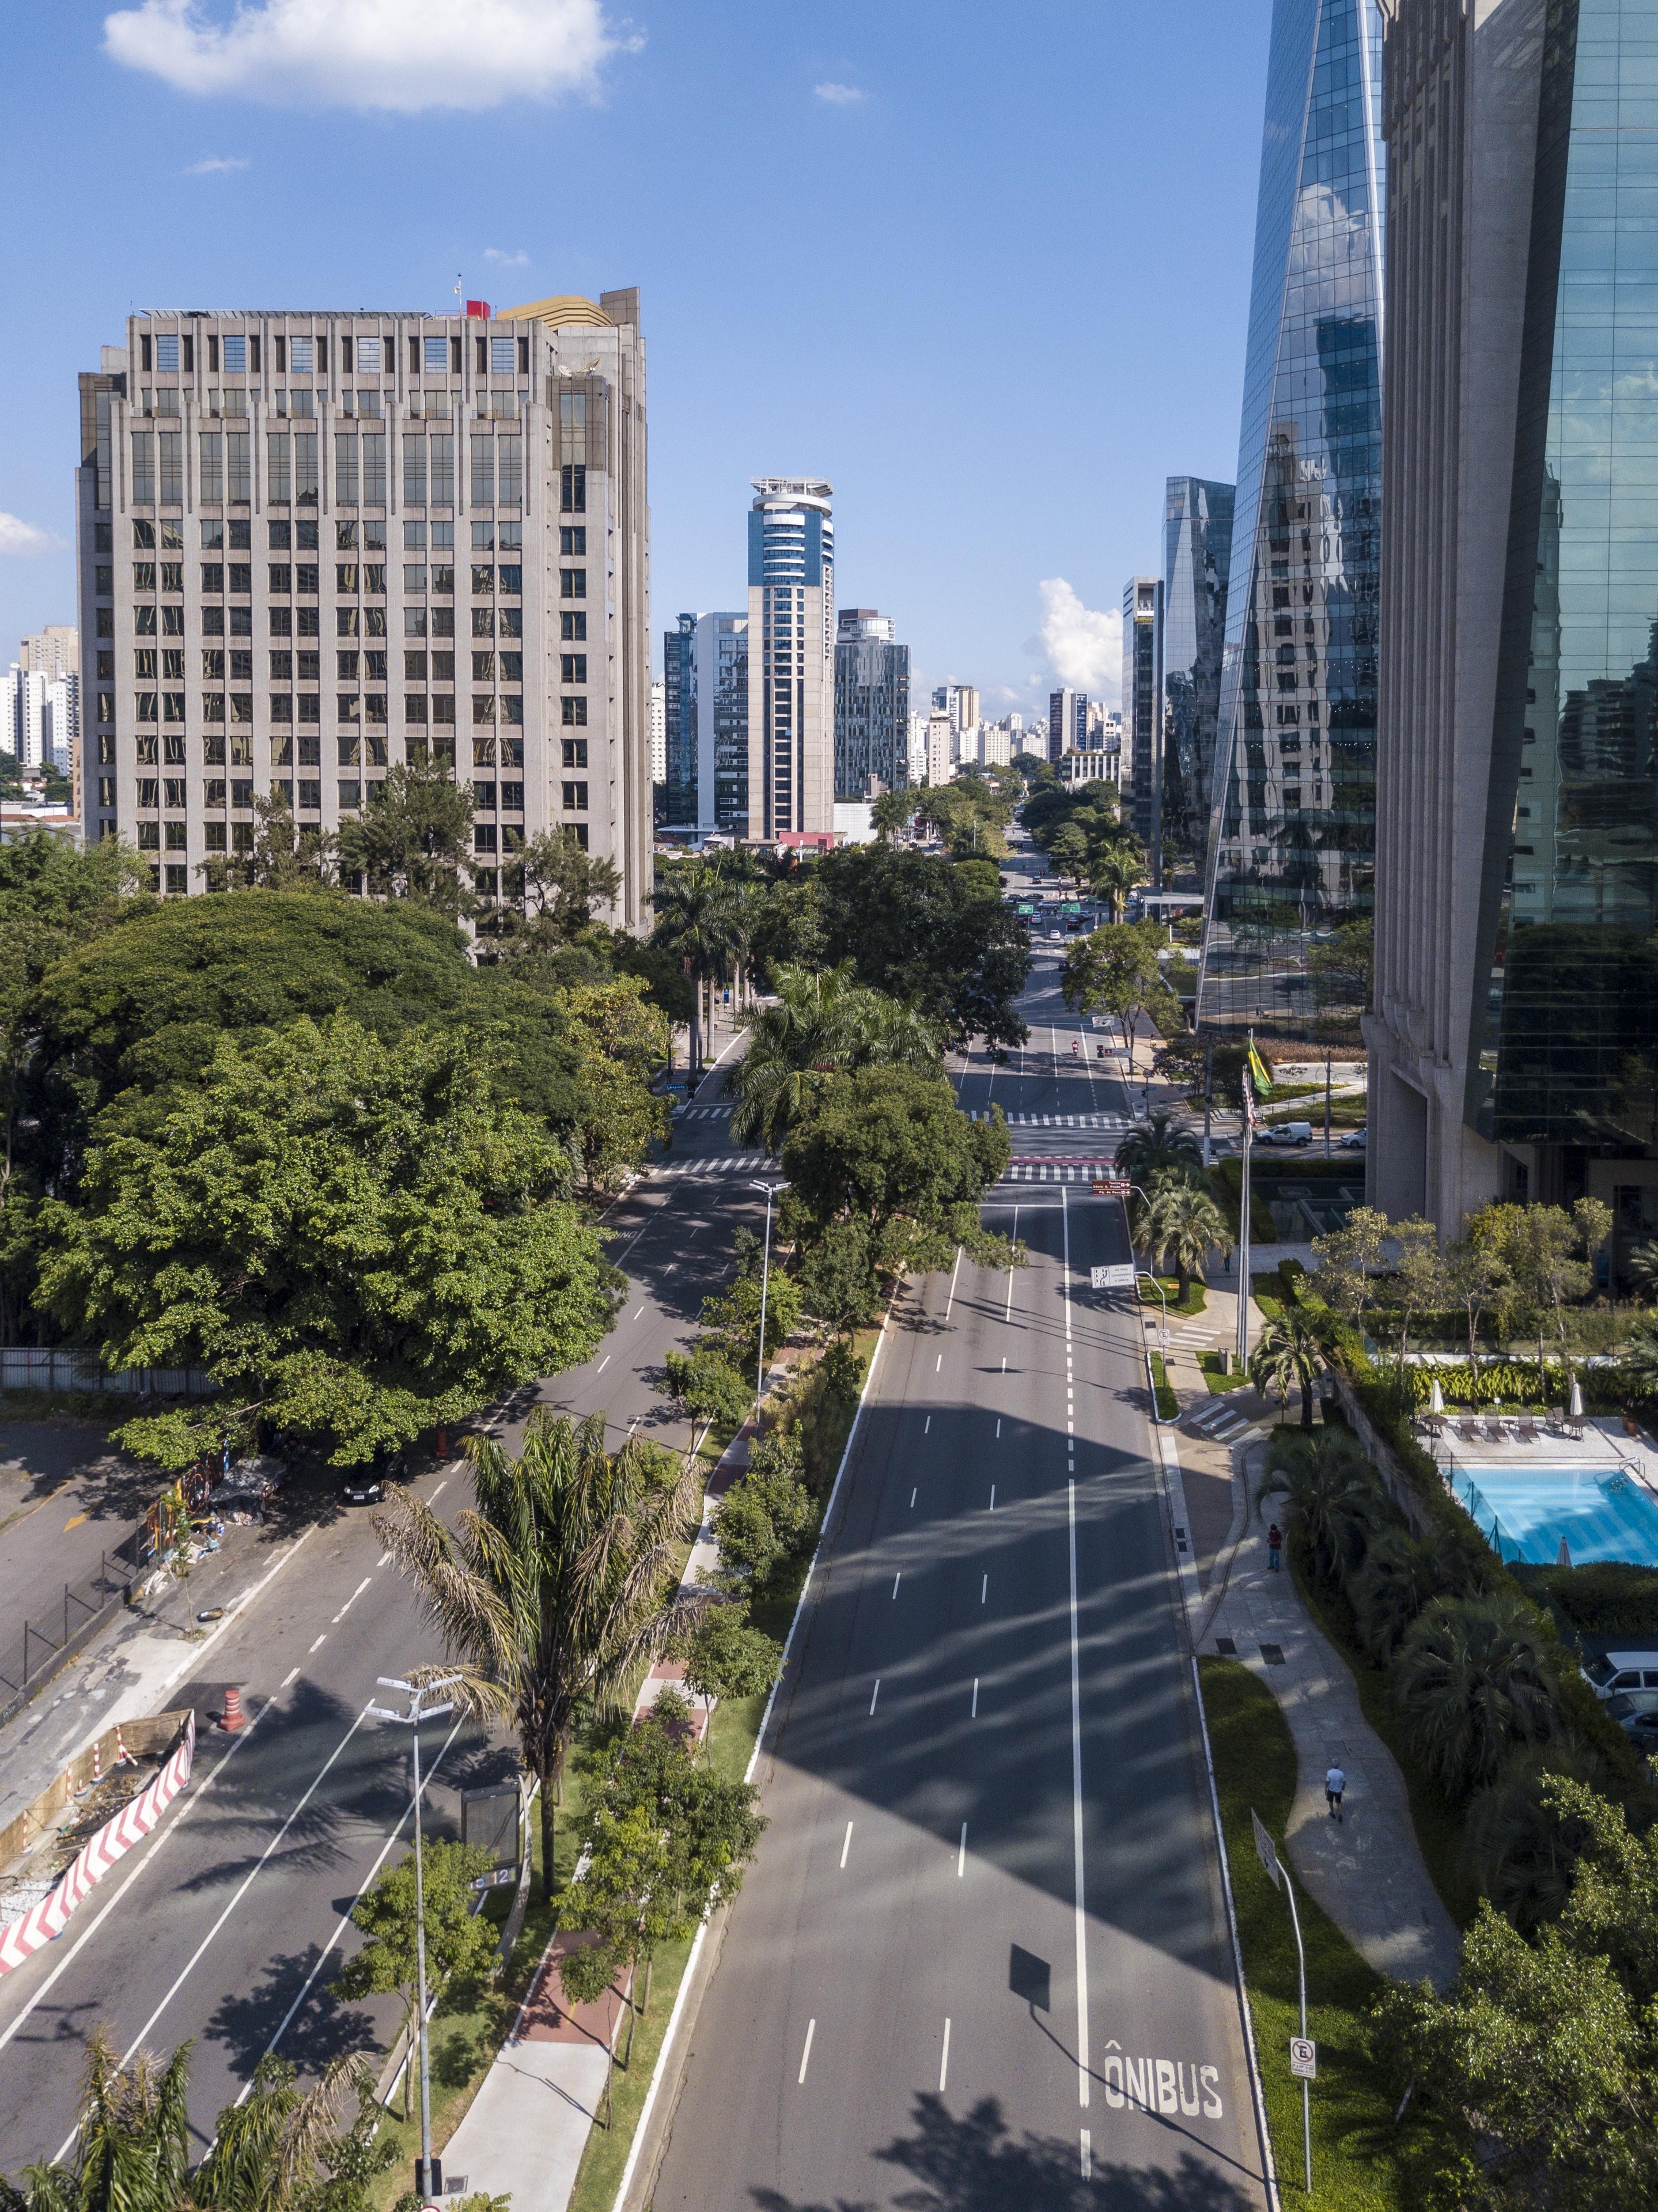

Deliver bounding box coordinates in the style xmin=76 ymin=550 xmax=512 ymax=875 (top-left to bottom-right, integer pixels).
xmin=1253 ymin=1809 xmax=1313 ymax=2195
xmin=1091 ymin=1263 xmax=1136 ymax=1291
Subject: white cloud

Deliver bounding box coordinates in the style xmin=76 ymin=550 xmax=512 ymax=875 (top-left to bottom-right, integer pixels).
xmin=104 ymin=0 xmax=619 ymax=114
xmin=0 ymin=513 xmax=66 ymax=556
xmin=184 ymin=153 xmax=248 ymax=172
xmin=1038 ymin=577 xmax=1122 ymax=707
xmin=483 ymin=247 xmax=529 ymax=266
xmin=814 ymin=81 xmax=866 ymax=105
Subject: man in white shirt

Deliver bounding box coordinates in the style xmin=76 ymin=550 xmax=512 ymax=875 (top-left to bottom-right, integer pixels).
xmin=1324 ymin=1763 xmax=1346 ymax=1821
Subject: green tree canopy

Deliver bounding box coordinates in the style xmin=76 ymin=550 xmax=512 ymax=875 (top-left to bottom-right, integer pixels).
xmin=35 ymin=1013 xmax=618 ymax=1466
xmin=812 ymin=846 xmax=1030 ymax=1047
xmin=334 ymin=760 xmax=478 ymax=919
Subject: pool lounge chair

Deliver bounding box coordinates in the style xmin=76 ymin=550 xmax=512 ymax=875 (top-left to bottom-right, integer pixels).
xmin=1455 ymin=1419 xmax=1481 ymax=1445
xmin=1516 ymin=1416 xmax=1540 ymax=1444
xmin=1483 ymin=1418 xmax=1508 ymax=1444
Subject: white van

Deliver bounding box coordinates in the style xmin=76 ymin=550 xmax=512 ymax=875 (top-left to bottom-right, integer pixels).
xmin=1259 ymin=1121 xmax=1313 ymax=1147
xmin=1583 ymin=1651 xmax=1658 ymax=1710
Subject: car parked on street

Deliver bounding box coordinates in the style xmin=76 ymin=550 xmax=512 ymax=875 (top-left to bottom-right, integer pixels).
xmin=340 ymin=1444 xmax=408 ymax=1506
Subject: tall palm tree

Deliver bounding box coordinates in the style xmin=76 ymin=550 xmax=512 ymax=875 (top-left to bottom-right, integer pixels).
xmin=1248 ymin=1310 xmax=1325 ymax=1426
xmin=729 ymin=964 xmax=942 ymax=1151
xmin=1255 ymin=1425 xmax=1380 ymax=1586
xmin=649 ymin=859 xmax=735 ymax=1074
xmin=1090 ymin=844 xmax=1146 ymax=922
xmin=1115 ymin=1107 xmax=1202 ymax=1183
xmin=16 ymin=2032 xmax=193 ymax=2212
xmin=870 ymin=789 xmax=913 ymax=844
xmin=1393 ymin=1594 xmax=1561 ymax=1800
xmin=1139 ymin=1176 xmax=1232 ymax=1304
xmin=375 ymin=1411 xmax=702 ymax=1900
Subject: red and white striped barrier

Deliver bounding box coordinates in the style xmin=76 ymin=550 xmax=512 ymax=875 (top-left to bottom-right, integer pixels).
xmin=0 ymin=1713 xmax=195 ymax=1978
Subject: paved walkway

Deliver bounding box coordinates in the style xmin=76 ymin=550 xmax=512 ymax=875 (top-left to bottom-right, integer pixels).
xmin=1163 ymin=1262 xmax=1463 ymax=1991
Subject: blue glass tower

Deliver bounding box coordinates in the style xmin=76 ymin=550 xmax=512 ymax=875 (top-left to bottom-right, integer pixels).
xmin=1197 ymin=0 xmax=1386 ymax=1043
xmin=1162 ymin=476 xmax=1235 ymax=863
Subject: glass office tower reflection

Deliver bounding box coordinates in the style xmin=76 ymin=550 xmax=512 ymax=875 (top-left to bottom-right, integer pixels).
xmin=1198 ymin=0 xmax=1385 ymax=1044
xmin=1478 ymin=0 xmax=1658 ymax=1175
xmin=1163 ymin=476 xmax=1235 ymax=864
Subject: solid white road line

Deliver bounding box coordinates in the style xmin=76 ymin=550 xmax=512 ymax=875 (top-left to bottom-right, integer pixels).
xmin=971 ymin=1679 xmax=979 ymax=1718
xmin=596 ymin=1355 xmax=611 ymax=1374
xmin=995 ymin=1418 xmax=1002 ymax=1438
xmin=981 ymin=1574 xmax=987 ymax=1604
xmin=797 ymin=2018 xmax=816 ymax=2084
xmin=429 ymin=1480 xmax=448 ymax=1502
xmin=957 ymin=1825 xmax=967 ymax=1876
xmin=376 ymin=1551 xmax=392 ymax=1567
xmin=840 ymin=1821 xmax=853 ymax=1869
xmin=935 ymin=1353 xmax=942 ymax=1372
xmin=869 ymin=1679 xmax=881 ymax=1715
xmin=944 ymin=1245 xmax=963 ymax=1321
xmin=924 ymin=1414 xmax=931 ymax=1432
xmin=892 ymin=1573 xmax=901 ymax=1600
xmin=631 ymin=1305 xmax=644 ymax=1320
xmin=1005 ymin=1205 xmax=1019 ymax=1319
xmin=331 ymin=1576 xmax=372 ymax=1624
xmin=1069 ymin=1479 xmax=1090 ymax=2111
xmin=940 ymin=2017 xmax=952 ymax=2092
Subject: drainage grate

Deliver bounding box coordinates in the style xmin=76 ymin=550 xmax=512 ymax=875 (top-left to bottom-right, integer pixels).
xmin=1214 ymin=1637 xmax=1237 ymax=1656
xmin=1259 ymin=1643 xmax=1285 ymax=1666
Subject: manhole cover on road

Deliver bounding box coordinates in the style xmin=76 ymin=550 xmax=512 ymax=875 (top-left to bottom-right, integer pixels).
xmin=1259 ymin=1643 xmax=1286 ymax=1666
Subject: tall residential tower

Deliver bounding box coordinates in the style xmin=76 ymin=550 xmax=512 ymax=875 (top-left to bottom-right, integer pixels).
xmin=836 ymin=609 xmax=910 ymax=795
xmin=747 ymin=479 xmax=834 ymax=840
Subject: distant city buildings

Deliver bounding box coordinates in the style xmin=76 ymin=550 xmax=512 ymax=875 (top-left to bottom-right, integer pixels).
xmin=1162 ymin=476 xmax=1233 ymax=862
xmin=4 ymin=657 xmax=78 ymax=774
xmin=663 ymin=611 xmax=749 ymax=834
xmin=1121 ymin=578 xmax=1163 ymax=866
xmin=925 ymin=707 xmax=952 ymax=786
xmin=931 ymin=683 xmax=979 ymax=766
xmin=748 ymin=478 xmax=835 ymax=840
xmin=1047 ymin=688 xmax=1088 ymax=766
xmin=835 ymin=608 xmax=910 ymax=796
xmin=77 ymin=293 xmax=653 ymax=919
xmin=1198 ymin=0 xmax=1384 ymax=1036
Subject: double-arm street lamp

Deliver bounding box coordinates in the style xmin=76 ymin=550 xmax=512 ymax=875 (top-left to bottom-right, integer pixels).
xmin=366 ymin=1672 xmax=463 ymax=2207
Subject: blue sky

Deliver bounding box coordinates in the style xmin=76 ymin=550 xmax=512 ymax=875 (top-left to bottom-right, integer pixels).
xmin=1 ymin=1 xmax=1269 ymax=715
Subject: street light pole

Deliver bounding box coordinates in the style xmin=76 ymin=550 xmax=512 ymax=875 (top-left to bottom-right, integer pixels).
xmin=749 ymin=1180 xmax=788 ymax=1423
xmin=367 ymin=1672 xmax=462 ymax=2205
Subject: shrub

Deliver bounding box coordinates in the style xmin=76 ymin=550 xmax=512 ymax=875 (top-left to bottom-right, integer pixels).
xmin=1519 ymin=1560 xmax=1658 ymax=1638
xmin=1392 ymin=1594 xmax=1562 ymax=1800
xmin=712 ymin=1437 xmax=817 ymax=1599
xmin=820 ymin=1335 xmax=867 ymax=1403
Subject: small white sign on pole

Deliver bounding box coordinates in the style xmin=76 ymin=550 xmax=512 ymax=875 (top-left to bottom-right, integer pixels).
xmin=1091 ymin=1263 xmax=1136 ymax=1290
xmin=1290 ymin=2037 xmax=1318 ymax=2081
xmin=1251 ymin=1809 xmax=1282 ymax=1891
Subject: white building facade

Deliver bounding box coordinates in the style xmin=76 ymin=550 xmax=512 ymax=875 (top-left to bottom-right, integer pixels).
xmin=747 ymin=479 xmax=834 ymax=839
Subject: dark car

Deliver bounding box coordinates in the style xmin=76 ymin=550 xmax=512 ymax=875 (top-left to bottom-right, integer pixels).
xmin=340 ymin=1445 xmax=408 ymax=1506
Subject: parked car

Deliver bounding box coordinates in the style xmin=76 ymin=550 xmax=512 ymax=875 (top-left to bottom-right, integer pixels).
xmin=1258 ymin=1121 xmax=1313 ymax=1147
xmin=1337 ymin=1127 xmax=1368 ymax=1150
xmin=340 ymin=1444 xmax=408 ymax=1507
xmin=1607 ymin=1693 xmax=1658 ymax=1743
xmin=1583 ymin=1651 xmax=1658 ymax=1709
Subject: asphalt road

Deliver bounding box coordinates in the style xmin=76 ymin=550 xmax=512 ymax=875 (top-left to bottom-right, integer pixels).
xmin=649 ymin=978 xmax=1267 ymax=2210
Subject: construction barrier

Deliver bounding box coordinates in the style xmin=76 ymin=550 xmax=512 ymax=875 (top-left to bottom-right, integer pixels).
xmin=0 ymin=1711 xmax=195 ymax=1978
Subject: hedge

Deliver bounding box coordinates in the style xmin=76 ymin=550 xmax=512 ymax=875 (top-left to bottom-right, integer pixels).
xmin=1514 ymin=1560 xmax=1658 ymax=1639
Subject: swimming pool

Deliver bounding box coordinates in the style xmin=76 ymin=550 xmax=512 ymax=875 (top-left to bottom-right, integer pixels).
xmin=1451 ymin=1464 xmax=1658 ymax=1567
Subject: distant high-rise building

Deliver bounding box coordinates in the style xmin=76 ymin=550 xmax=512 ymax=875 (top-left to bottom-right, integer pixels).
xmin=21 ymin=626 xmax=78 ymax=681
xmin=925 ymin=709 xmax=952 ymax=786
xmin=1121 ymin=578 xmax=1164 ymax=866
xmin=663 ymin=612 xmax=749 ymax=833
xmin=906 ymin=711 xmax=930 ymax=786
xmin=77 ymin=294 xmax=652 ymax=920
xmin=662 ymin=616 xmax=696 ymax=826
xmin=835 ymin=608 xmax=910 ymax=796
xmin=3 ymin=663 xmax=77 ymax=774
xmin=1369 ymin=0 xmax=1656 ymax=1239
xmin=748 ymin=478 xmax=834 ymax=839
xmin=648 ymin=676 xmax=666 ymax=791
xmin=1162 ymin=476 xmax=1234 ymax=861
xmin=976 ymin=722 xmax=1013 ymax=770
xmin=1198 ymin=0 xmax=1384 ymax=1036
xmin=931 ymin=683 xmax=979 ymax=763
xmin=1047 ymin=688 xmax=1089 ymax=765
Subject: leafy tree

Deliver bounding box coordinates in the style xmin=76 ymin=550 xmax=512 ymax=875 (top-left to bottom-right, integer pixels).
xmin=1114 ymin=1107 xmax=1202 ymax=1183
xmin=375 ymin=1410 xmax=701 ymax=1900
xmin=782 ymin=1065 xmax=1010 ymax=1268
xmin=1475 ymin=1198 xmax=1615 ymax=1371
xmin=696 ymin=1263 xmax=802 ymax=1380
xmin=1310 ymin=1203 xmax=1396 ymax=1332
xmin=658 ymin=1344 xmax=752 ymax=1433
xmin=682 ymin=1601 xmax=782 ymax=1709
xmin=1047 ymin=823 xmax=1091 ymax=886
xmin=330 ymin=1840 xmax=496 ymax=2118
xmin=1060 ymin=922 xmax=1164 ymax=1057
xmin=1150 ymin=1032 xmax=1247 ymax=1102
xmin=1347 ymin=1528 xmax=1453 ymax=1665
xmin=812 ymin=846 xmax=1031 ymax=1048
xmin=517 ymin=827 xmax=623 ymax=938
xmin=36 ymin=1015 xmax=615 ymax=1468
xmin=712 ymin=1439 xmax=817 ymax=1600
xmin=1138 ymin=1175 xmax=1231 ymax=1302
xmin=650 ymin=857 xmax=735 ymax=1072
xmin=1622 ymin=1313 xmax=1658 ymax=1399
xmin=1248 ymin=1310 xmax=1324 ymax=1426
xmin=334 ymin=761 xmax=478 ymax=920
xmin=1392 ymin=1594 xmax=1561 ymax=1799
xmin=795 ymin=1217 xmax=884 ymax=1331
xmin=729 ymin=963 xmax=944 ymax=1150
xmin=199 ymin=791 xmax=335 ymax=893
xmin=1255 ymin=1425 xmax=1381 ymax=1586
xmin=556 ymin=975 xmax=670 ymax=1188
xmin=1305 ymin=916 xmax=1373 ymax=1018
xmin=870 ymin=789 xmax=914 ymax=843
xmin=1463 ymin=1744 xmax=1610 ymax=1936
xmin=1445 ymin=1221 xmax=1515 ymax=1361
xmin=1089 ymin=846 xmax=1146 ymax=923
xmin=1389 ymin=1214 xmax=1452 ymax=1358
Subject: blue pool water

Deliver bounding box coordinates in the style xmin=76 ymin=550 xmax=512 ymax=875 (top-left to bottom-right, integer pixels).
xmin=1451 ymin=1464 xmax=1658 ymax=1567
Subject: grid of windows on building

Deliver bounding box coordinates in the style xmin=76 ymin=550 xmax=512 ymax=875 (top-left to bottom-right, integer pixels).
xmin=1162 ymin=476 xmax=1235 ymax=866
xmin=77 ymin=294 xmax=652 ymax=927
xmin=1198 ymin=0 xmax=1385 ymax=1046
xmin=835 ymin=609 xmax=910 ymax=798
xmin=747 ymin=480 xmax=835 ymax=839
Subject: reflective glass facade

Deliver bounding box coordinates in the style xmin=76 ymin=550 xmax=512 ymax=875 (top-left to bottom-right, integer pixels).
xmin=1475 ymin=0 xmax=1658 ymax=1178
xmin=1162 ymin=476 xmax=1235 ymax=862
xmin=663 ymin=613 xmax=697 ymax=828
xmin=1198 ymin=0 xmax=1385 ymax=1043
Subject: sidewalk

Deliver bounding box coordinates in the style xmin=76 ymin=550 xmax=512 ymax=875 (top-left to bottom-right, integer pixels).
xmin=1161 ymin=1263 xmax=1462 ymax=1991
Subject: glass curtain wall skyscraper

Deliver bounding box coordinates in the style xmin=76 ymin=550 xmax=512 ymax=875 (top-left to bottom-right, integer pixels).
xmin=1197 ymin=0 xmax=1386 ymax=1043
xmin=836 ymin=610 xmax=910 ymax=795
xmin=1162 ymin=476 xmax=1235 ymax=868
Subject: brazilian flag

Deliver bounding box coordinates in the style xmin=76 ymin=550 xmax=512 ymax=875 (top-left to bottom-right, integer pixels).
xmin=1247 ymin=1041 xmax=1273 ymax=1099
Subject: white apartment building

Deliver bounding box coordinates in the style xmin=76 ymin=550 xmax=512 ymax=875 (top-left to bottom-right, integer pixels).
xmin=77 ymin=295 xmax=651 ymax=925
xmin=3 ymin=664 xmax=78 ymax=773
xmin=649 ymin=676 xmax=666 ymax=788
xmin=925 ymin=708 xmax=952 ymax=786
xmin=747 ymin=479 xmax=834 ymax=839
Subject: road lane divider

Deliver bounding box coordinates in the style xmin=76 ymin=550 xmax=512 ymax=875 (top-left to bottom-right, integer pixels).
xmin=797 ymin=2018 xmax=816 ymax=2084
xmin=868 ymin=1679 xmax=881 ymax=1715
xmin=939 ymin=2017 xmax=952 ymax=2091
xmin=839 ymin=1822 xmax=853 ymax=1869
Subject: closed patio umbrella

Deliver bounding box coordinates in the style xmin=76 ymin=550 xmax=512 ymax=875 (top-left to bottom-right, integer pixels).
xmin=1428 ymin=1376 xmax=1445 ymax=1415
xmin=1569 ymin=1377 xmax=1585 ymax=1420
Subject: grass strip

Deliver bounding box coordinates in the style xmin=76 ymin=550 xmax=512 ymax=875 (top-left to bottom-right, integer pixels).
xmin=1198 ymin=1657 xmax=1443 ymax=2209
xmin=1141 ymin=1276 xmax=1207 ymax=1317
xmin=1199 ymin=1350 xmax=1250 ymax=1395
xmin=1149 ymin=1350 xmax=1179 ymax=1421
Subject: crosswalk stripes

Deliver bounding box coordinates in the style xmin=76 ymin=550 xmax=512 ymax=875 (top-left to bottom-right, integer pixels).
xmin=653 ymin=1154 xmax=775 ymax=1177
xmin=993 ymin=1163 xmax=1118 ymax=1184
xmin=968 ymin=1111 xmax=1131 ymax=1129
xmin=670 ymin=1103 xmax=733 ymax=1120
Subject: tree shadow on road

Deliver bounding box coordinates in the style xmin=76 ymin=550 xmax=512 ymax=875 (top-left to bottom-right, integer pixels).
xmin=751 ymin=2091 xmax=1260 ymax=2210
xmin=202 ymin=1945 xmax=381 ymax=2078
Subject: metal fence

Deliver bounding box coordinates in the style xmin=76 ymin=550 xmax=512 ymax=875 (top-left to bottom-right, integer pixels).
xmin=0 ymin=1349 xmax=214 ymax=1397
xmin=0 ymin=1536 xmax=141 ymax=1724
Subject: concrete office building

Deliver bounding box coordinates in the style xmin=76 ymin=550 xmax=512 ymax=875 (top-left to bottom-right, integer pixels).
xmin=925 ymin=708 xmax=953 ymax=786
xmin=648 ymin=675 xmax=665 ymax=791
xmin=836 ymin=608 xmax=910 ymax=795
xmin=1121 ymin=578 xmax=1164 ymax=866
xmin=747 ymin=478 xmax=834 ymax=840
xmin=1163 ymin=476 xmax=1235 ymax=860
xmin=663 ymin=609 xmax=749 ymax=834
xmin=20 ymin=627 xmax=79 ymax=681
xmin=1198 ymin=0 xmax=1386 ymax=1038
xmin=1047 ymin=687 xmax=1089 ymax=766
xmin=1369 ymin=0 xmax=1656 ymax=1251
xmin=76 ymin=293 xmax=652 ymax=926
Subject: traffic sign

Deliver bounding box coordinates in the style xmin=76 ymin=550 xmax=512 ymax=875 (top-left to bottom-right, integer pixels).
xmin=1290 ymin=2037 xmax=1318 ymax=2081
xmin=1089 ymin=1177 xmax=1132 ymax=1199
xmin=1091 ymin=1263 xmax=1136 ymax=1289
xmin=1251 ymin=1809 xmax=1282 ymax=1892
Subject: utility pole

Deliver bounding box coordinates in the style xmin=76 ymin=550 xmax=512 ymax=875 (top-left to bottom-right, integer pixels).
xmin=368 ymin=1673 xmax=463 ymax=2206
xmin=1237 ymin=1034 xmax=1256 ymax=1377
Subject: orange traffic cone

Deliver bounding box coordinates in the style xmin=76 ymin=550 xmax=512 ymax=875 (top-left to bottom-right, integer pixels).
xmin=221 ymin=1687 xmax=247 ymax=1733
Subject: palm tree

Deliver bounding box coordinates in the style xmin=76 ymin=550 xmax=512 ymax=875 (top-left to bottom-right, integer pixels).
xmin=870 ymin=789 xmax=913 ymax=844
xmin=1139 ymin=1176 xmax=1232 ymax=1304
xmin=1255 ymin=1425 xmax=1380 ymax=1586
xmin=1621 ymin=1313 xmax=1658 ymax=1398
xmin=1248 ymin=1310 xmax=1325 ymax=1426
xmin=16 ymin=2032 xmax=193 ymax=2212
xmin=375 ymin=1411 xmax=702 ymax=1900
xmin=1393 ymin=1594 xmax=1561 ymax=1799
xmin=717 ymin=879 xmax=770 ymax=1016
xmin=650 ymin=859 xmax=735 ymax=1074
xmin=1347 ymin=1528 xmax=1450 ymax=1664
xmin=729 ymin=964 xmax=943 ymax=1151
xmin=1626 ymin=1239 xmax=1658 ymax=1302
xmin=1090 ymin=844 xmax=1146 ymax=922
xmin=1464 ymin=1745 xmax=1606 ymax=1933
xmin=1115 ymin=1108 xmax=1202 ymax=1183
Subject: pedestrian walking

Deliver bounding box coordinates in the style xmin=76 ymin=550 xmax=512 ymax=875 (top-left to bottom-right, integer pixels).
xmin=1266 ymin=1522 xmax=1282 ymax=1572
xmin=1325 ymin=1763 xmax=1346 ymax=1820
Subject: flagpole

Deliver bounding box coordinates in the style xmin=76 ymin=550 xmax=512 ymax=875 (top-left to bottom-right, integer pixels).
xmin=1237 ymin=1029 xmax=1255 ymax=1376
